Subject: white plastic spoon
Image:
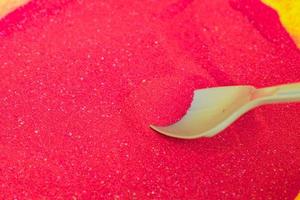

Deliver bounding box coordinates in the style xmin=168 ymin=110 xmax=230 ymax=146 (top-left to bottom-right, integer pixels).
xmin=150 ymin=82 xmax=300 ymax=139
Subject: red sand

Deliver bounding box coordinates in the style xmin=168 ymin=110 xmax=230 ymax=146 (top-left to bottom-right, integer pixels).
xmin=0 ymin=0 xmax=299 ymax=199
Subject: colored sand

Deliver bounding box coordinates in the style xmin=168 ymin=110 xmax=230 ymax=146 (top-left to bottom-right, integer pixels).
xmin=0 ymin=0 xmax=299 ymax=199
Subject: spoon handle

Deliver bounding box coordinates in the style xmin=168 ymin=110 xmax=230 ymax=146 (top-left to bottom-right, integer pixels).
xmin=258 ymin=82 xmax=300 ymax=104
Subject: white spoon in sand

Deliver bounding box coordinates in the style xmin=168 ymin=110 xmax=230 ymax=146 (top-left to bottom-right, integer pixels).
xmin=150 ymin=82 xmax=300 ymax=139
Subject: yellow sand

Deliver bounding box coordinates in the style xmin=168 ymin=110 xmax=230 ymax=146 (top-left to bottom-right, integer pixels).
xmin=0 ymin=0 xmax=30 ymax=19
xmin=262 ymin=0 xmax=300 ymax=48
